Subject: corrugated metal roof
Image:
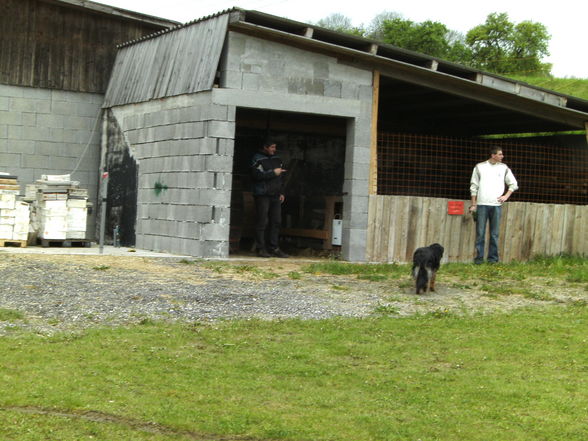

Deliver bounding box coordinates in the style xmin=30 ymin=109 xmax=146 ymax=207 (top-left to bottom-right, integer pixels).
xmin=102 ymin=6 xmax=588 ymax=131
xmin=115 ymin=8 xmax=237 ymax=48
xmin=103 ymin=12 xmax=229 ymax=107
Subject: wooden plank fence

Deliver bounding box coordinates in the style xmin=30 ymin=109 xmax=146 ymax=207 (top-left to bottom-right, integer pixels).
xmin=1 ymin=0 xmax=171 ymax=93
xmin=366 ymin=195 xmax=587 ymax=263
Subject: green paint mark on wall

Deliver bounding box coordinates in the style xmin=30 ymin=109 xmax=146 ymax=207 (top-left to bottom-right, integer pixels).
xmin=154 ymin=180 xmax=168 ymax=196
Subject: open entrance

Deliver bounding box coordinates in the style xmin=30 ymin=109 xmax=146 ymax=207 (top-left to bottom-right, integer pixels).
xmin=376 ymin=74 xmax=588 ymax=204
xmin=229 ymin=108 xmax=347 ymax=256
xmin=366 ymin=74 xmax=587 ymax=262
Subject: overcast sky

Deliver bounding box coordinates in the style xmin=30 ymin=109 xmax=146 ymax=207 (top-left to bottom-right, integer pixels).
xmin=96 ymin=0 xmax=587 ymax=78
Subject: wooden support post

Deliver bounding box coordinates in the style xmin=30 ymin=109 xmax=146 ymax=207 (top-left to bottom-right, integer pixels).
xmin=369 ymin=70 xmax=380 ymax=195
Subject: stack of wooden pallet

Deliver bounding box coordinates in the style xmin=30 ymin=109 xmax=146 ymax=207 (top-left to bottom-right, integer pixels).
xmin=28 ymin=175 xmax=89 ymax=242
xmin=0 ymin=173 xmax=30 ymax=246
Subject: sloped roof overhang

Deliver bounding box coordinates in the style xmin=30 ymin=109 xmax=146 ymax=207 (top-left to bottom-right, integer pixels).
xmin=103 ymin=6 xmax=587 ymax=135
xmin=227 ymin=9 xmax=588 ymax=133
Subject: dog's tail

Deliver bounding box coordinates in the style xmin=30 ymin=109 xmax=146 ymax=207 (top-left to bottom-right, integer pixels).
xmin=413 ymin=265 xmax=431 ymax=294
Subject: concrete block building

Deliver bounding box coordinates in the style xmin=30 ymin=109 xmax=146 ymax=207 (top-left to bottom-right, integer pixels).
xmin=3 ymin=3 xmax=587 ymax=261
xmin=102 ymin=9 xmax=587 ymax=261
xmin=1 ymin=0 xmax=177 ymax=236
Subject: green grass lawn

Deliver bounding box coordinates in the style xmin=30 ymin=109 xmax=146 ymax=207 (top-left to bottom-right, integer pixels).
xmin=1 ymin=304 xmax=587 ymax=440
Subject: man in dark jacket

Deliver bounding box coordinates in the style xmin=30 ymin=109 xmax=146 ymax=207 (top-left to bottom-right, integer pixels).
xmin=250 ymin=141 xmax=289 ymax=258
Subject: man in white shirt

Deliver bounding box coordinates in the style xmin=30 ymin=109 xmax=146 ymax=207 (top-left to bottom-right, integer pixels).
xmin=469 ymin=147 xmax=518 ymax=264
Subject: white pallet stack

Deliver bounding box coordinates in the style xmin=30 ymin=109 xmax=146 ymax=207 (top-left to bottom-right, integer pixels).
xmin=0 ymin=190 xmax=17 ymax=240
xmin=38 ymin=194 xmax=68 ymax=240
xmin=0 ymin=173 xmax=30 ymax=244
xmin=35 ymin=175 xmax=89 ymax=241
xmin=66 ymin=197 xmax=88 ymax=239
xmin=11 ymin=201 xmax=31 ymax=241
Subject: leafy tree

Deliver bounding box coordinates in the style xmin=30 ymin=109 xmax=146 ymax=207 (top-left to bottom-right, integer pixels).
xmin=510 ymin=21 xmax=551 ymax=75
xmin=379 ymin=17 xmax=413 ymax=47
xmin=315 ymin=11 xmax=551 ymax=76
xmin=445 ymin=30 xmax=473 ymax=66
xmin=366 ymin=11 xmax=403 ymax=40
xmin=411 ymin=20 xmax=453 ymax=59
xmin=466 ymin=13 xmax=550 ymax=75
xmin=315 ymin=13 xmax=365 ymax=36
xmin=380 ymin=18 xmax=452 ymax=59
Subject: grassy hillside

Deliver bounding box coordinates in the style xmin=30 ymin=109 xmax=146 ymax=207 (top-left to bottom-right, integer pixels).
xmin=511 ymin=76 xmax=588 ymax=100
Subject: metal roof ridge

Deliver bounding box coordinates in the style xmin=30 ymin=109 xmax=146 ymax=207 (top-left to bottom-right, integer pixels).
xmin=116 ymin=7 xmax=242 ymax=49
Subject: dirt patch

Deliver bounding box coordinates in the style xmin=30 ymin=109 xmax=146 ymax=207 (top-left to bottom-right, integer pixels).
xmin=2 ymin=406 xmax=258 ymax=441
xmin=0 ymin=253 xmax=586 ymax=334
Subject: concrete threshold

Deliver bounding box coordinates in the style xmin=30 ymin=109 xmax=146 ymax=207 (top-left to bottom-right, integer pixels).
xmin=0 ymin=244 xmax=328 ymax=262
xmin=0 ymin=243 xmax=187 ymax=258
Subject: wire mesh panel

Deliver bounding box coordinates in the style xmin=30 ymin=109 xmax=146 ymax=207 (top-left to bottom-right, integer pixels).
xmin=377 ymin=133 xmax=588 ymax=205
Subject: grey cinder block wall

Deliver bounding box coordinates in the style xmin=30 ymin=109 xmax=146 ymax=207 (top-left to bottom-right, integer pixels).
xmin=0 ymin=84 xmax=102 ymax=236
xmin=103 ymin=29 xmax=375 ymax=260
xmin=218 ymin=31 xmax=374 ymax=261
xmin=108 ymin=93 xmax=235 ymax=258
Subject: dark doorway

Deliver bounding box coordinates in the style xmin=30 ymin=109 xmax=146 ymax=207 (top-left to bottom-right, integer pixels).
xmin=230 ymin=109 xmax=347 ymax=256
xmin=103 ymin=110 xmax=137 ymax=246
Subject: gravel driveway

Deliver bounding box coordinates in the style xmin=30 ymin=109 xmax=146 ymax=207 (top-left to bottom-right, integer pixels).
xmin=0 ymin=252 xmax=584 ymax=335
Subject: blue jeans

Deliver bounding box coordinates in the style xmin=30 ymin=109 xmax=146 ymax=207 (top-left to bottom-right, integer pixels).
xmin=475 ymin=205 xmax=502 ymax=263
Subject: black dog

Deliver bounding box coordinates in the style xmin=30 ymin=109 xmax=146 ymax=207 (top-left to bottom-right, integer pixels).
xmin=412 ymin=243 xmax=444 ymax=294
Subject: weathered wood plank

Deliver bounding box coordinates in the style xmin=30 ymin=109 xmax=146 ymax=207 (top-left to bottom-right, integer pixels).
xmin=429 ymin=198 xmax=446 ymax=246
xmin=385 ymin=196 xmax=397 ymax=262
xmin=379 ymin=196 xmax=393 ymax=262
xmin=366 ymin=195 xmax=587 ymax=262
xmin=448 ymin=209 xmax=463 ymax=261
xmin=498 ymin=205 xmax=509 ymax=261
xmin=501 ymin=202 xmax=519 ymax=262
xmin=369 ymin=195 xmax=384 ymax=262
xmin=0 ymin=239 xmax=27 ymax=248
xmin=540 ymin=203 xmax=553 ymax=256
xmin=458 ymin=210 xmax=474 ymax=262
xmin=365 ymin=196 xmax=377 ymax=261
xmin=500 ymin=203 xmax=515 ymax=262
xmin=550 ymin=204 xmax=566 ymax=256
xmin=1 ymin=0 xmax=171 ymax=93
xmin=369 ymin=70 xmax=380 ymax=196
xmin=280 ymin=228 xmax=329 ymax=240
xmin=393 ymin=196 xmax=410 ymax=262
xmin=571 ymin=205 xmax=585 ymax=256
xmin=419 ymin=197 xmax=431 ymax=247
xmin=104 ymin=14 xmax=230 ymax=107
xmin=532 ymin=203 xmax=548 ymax=258
xmin=562 ymin=205 xmax=575 ymax=254
xmin=405 ymin=197 xmax=422 ymax=261
xmin=580 ymin=206 xmax=587 ymax=257
xmin=521 ymin=203 xmax=537 ymax=261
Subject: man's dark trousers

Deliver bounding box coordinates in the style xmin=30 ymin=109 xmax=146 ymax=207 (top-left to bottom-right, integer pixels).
xmin=254 ymin=194 xmax=282 ymax=251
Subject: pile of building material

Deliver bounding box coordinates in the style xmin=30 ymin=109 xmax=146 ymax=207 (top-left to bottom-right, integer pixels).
xmin=0 ymin=173 xmax=30 ymax=246
xmin=28 ymin=175 xmax=89 ymax=242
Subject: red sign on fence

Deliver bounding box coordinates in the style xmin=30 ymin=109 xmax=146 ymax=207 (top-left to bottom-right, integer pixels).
xmin=447 ymin=201 xmax=464 ymax=215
